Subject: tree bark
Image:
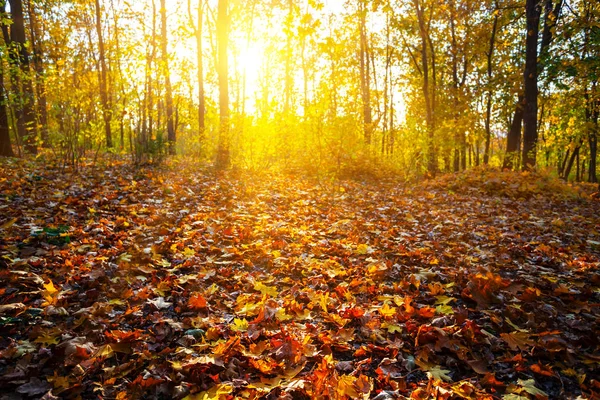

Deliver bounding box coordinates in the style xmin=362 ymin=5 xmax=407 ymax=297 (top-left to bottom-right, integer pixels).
xmin=0 ymin=54 xmax=13 ymax=157
xmin=359 ymin=0 xmax=372 ymax=146
xmin=160 ymin=0 xmax=176 ymax=155
xmin=413 ymin=0 xmax=435 ymax=175
xmin=216 ymin=0 xmax=230 ymax=169
xmin=9 ymin=0 xmax=36 ymax=154
xmin=95 ymin=0 xmax=113 ymax=148
xmin=521 ymin=0 xmax=541 ymax=171
xmin=26 ymin=0 xmax=49 ymax=148
xmin=484 ymin=4 xmax=498 ymax=165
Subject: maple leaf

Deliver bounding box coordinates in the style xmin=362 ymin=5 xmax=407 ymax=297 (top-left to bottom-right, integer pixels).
xmin=230 ymin=318 xmax=249 ymax=332
xmin=426 ymin=365 xmax=453 ymax=382
xmin=34 ymin=332 xmax=60 ymax=346
xmin=188 ymin=293 xmax=208 ymax=309
xmin=500 ymin=331 xmax=534 ymax=351
xmin=516 ymin=378 xmax=548 ymax=397
xmin=379 ymin=303 xmax=397 ymax=318
xmin=147 ymin=297 xmax=172 ymax=310
xmin=254 ymin=281 xmax=278 ymax=297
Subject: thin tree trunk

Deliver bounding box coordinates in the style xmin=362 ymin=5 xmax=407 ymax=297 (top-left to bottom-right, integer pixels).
xmin=484 ymin=4 xmax=498 ymax=165
xmin=562 ymin=140 xmax=582 ymax=181
xmin=160 ymin=0 xmax=175 ymax=155
xmin=585 ymin=88 xmax=598 ymax=183
xmin=26 ymin=0 xmax=49 ymax=148
xmin=0 ymin=55 xmax=13 ymax=157
xmin=216 ymin=0 xmax=230 ymax=169
xmin=503 ymin=94 xmax=524 ymax=169
xmin=196 ymin=0 xmax=206 ymax=145
xmin=95 ymin=0 xmax=112 ymax=148
xmin=359 ymin=0 xmax=372 ymax=146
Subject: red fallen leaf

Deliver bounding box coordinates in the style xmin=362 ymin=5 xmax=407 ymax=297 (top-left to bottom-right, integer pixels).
xmin=132 ymin=375 xmax=162 ymax=388
xmin=188 ymin=292 xmax=207 ymax=309
xmin=519 ymin=287 xmax=541 ymax=302
xmin=105 ymin=329 xmax=142 ymax=343
xmin=531 ymin=362 xmax=556 ymax=377
xmin=480 ymin=373 xmax=506 ymax=388
xmin=417 ymin=306 xmax=436 ymax=318
xmin=341 ymin=306 xmax=364 ymax=319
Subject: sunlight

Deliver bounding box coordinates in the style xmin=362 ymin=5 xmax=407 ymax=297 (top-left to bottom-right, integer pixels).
xmin=236 ymin=42 xmax=264 ymax=102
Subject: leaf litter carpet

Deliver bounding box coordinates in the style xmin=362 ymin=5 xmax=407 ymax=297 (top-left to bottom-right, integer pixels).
xmin=0 ymin=161 xmax=599 ymax=399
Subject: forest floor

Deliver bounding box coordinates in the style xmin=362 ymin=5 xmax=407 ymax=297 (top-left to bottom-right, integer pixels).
xmin=0 ymin=158 xmax=599 ymax=400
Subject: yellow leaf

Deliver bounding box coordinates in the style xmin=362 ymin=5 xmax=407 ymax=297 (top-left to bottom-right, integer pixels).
xmin=184 ymin=383 xmax=233 ymax=400
xmin=230 ymin=318 xmax=249 ymax=332
xmin=379 ymin=303 xmax=397 ymax=318
xmin=356 ymin=244 xmax=369 ymax=255
xmin=275 ymin=308 xmax=293 ymax=321
xmin=337 ymin=374 xmax=359 ymax=398
xmin=34 ymin=333 xmax=60 ymax=346
xmin=94 ymin=344 xmax=115 ymax=358
xmin=254 ymin=281 xmax=278 ymax=297
xmin=319 ymin=292 xmax=329 ymax=313
xmin=44 ymin=280 xmax=59 ymax=295
xmin=1 ymin=218 xmax=17 ymax=229
xmin=382 ymin=322 xmax=402 ymax=333
xmin=183 ymin=247 xmax=196 ymax=258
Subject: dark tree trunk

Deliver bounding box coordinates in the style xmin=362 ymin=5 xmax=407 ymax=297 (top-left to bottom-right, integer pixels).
xmin=9 ymin=0 xmax=36 ymax=154
xmin=95 ymin=0 xmax=112 ymax=148
xmin=160 ymin=0 xmax=176 ymax=155
xmin=521 ymin=0 xmax=541 ymax=171
xmin=484 ymin=4 xmax=498 ymax=165
xmin=503 ymin=95 xmax=524 ymax=169
xmin=585 ymin=89 xmax=598 ymax=183
xmin=562 ymin=140 xmax=582 ymax=181
xmin=216 ymin=0 xmax=230 ymax=169
xmin=413 ymin=0 xmax=436 ymax=176
xmin=0 ymin=56 xmax=13 ymax=157
xmin=504 ymin=0 xmax=562 ymax=170
xmin=27 ymin=1 xmax=49 ymax=148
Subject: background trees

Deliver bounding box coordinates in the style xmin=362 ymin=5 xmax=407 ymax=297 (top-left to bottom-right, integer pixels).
xmin=0 ymin=0 xmax=597 ymax=182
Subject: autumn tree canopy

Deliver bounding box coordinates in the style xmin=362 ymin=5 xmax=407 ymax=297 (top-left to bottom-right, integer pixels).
xmin=0 ymin=0 xmax=597 ymax=177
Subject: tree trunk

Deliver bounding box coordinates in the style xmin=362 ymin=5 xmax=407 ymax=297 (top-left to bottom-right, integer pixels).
xmin=562 ymin=140 xmax=582 ymax=181
xmin=521 ymin=0 xmax=541 ymax=171
xmin=359 ymin=0 xmax=372 ymax=146
xmin=160 ymin=0 xmax=175 ymax=155
xmin=413 ymin=0 xmax=435 ymax=176
xmin=0 ymin=54 xmax=13 ymax=157
xmin=9 ymin=0 xmax=36 ymax=154
xmin=197 ymin=0 xmax=205 ymax=144
xmin=585 ymin=88 xmax=598 ymax=183
xmin=216 ymin=0 xmax=230 ymax=169
xmin=95 ymin=0 xmax=112 ymax=148
xmin=484 ymin=5 xmax=498 ymax=165
xmin=26 ymin=0 xmax=49 ymax=148
xmin=505 ymin=0 xmax=561 ymax=170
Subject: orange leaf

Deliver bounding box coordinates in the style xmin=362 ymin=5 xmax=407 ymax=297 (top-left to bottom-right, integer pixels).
xmin=188 ymin=293 xmax=208 ymax=309
xmin=531 ymin=363 xmax=556 ymax=377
